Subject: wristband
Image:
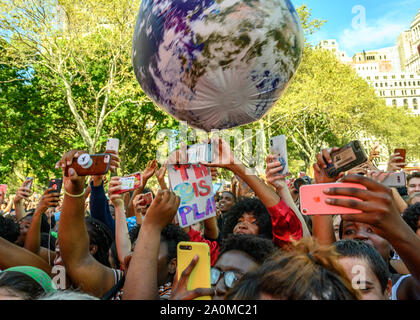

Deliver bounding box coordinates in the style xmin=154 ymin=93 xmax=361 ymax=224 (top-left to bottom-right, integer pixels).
xmin=63 ymin=188 xmax=86 ymax=198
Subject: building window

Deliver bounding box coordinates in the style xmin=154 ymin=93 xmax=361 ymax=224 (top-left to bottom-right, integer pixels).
xmin=392 ymin=75 xmax=396 ymax=79
xmin=414 ymin=99 xmax=418 ymax=110
xmin=404 ymin=99 xmax=409 ymax=107
xmin=392 ymin=99 xmax=397 ymax=106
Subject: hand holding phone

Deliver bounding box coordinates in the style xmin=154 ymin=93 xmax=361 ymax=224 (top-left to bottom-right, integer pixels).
xmin=48 ymin=179 xmax=63 ymax=194
xmin=325 ymin=141 xmax=368 ymax=178
xmin=22 ymin=177 xmax=34 ymax=190
xmin=394 ymin=149 xmax=406 ymax=167
xmin=300 ymin=183 xmax=367 ymax=215
xmin=269 ymin=135 xmax=289 ymax=175
xmin=64 ymin=153 xmax=111 ymax=177
xmin=176 ymin=242 xmax=211 ymax=300
xmin=114 ymin=172 xmax=142 ymax=194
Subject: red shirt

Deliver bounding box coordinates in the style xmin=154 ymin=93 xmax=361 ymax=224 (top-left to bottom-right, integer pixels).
xmin=267 ymin=200 xmax=303 ymax=248
xmin=187 ymin=228 xmax=220 ymax=266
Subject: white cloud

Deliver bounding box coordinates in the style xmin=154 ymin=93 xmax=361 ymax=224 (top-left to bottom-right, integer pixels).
xmin=338 ymin=15 xmax=410 ymax=55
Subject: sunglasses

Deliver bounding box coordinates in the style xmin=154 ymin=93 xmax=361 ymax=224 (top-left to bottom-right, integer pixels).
xmin=210 ymin=268 xmax=242 ymax=289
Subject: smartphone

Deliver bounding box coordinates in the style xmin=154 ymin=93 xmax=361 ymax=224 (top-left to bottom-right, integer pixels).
xmin=269 ymin=135 xmax=289 ymax=175
xmin=22 ymin=177 xmax=34 ymax=190
xmin=115 ymin=172 xmax=142 ymax=194
xmin=177 ymin=242 xmax=211 ymax=300
xmin=64 ymin=154 xmax=111 ymax=177
xmin=0 ymin=184 xmax=7 ymax=195
xmin=326 ymin=141 xmax=368 ymax=178
xmin=48 ymin=179 xmax=63 ymax=194
xmin=394 ymin=149 xmax=406 ymax=167
xmin=300 ymin=183 xmax=367 ymax=215
xmin=382 ymin=172 xmax=406 ymax=188
xmin=106 ymin=138 xmax=120 ymax=153
xmin=187 ymin=144 xmax=212 ymax=164
xmin=142 ymin=192 xmax=154 ymax=205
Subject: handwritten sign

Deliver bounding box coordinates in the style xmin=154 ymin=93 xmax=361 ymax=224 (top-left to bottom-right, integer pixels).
xmin=168 ymin=164 xmax=216 ymax=228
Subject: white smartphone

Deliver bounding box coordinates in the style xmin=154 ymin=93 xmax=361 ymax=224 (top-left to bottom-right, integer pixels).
xmin=269 ymin=135 xmax=289 ymax=175
xmin=382 ymin=172 xmax=406 ymax=188
xmin=106 ymin=138 xmax=120 ymax=153
xmin=187 ymin=144 xmax=212 ymax=164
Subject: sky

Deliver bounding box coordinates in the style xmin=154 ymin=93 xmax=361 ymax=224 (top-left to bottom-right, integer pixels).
xmin=292 ymin=0 xmax=419 ymax=57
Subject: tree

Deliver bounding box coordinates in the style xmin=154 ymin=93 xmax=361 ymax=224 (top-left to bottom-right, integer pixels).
xmin=0 ymin=0 xmax=141 ymax=154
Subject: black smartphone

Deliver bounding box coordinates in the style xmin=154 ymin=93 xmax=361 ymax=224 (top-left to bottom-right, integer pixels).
xmin=48 ymin=179 xmax=63 ymax=194
xmin=325 ymin=141 xmax=368 ymax=178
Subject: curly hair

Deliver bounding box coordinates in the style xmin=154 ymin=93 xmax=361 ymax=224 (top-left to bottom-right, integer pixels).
xmin=161 ymin=223 xmax=190 ymax=262
xmin=218 ymin=234 xmax=276 ymax=265
xmin=85 ymin=217 xmax=113 ymax=267
xmin=0 ymin=215 xmax=20 ymax=243
xmin=227 ymin=238 xmax=361 ymax=300
xmin=127 ymin=224 xmax=189 ymax=262
xmin=221 ymin=197 xmax=272 ymax=239
xmin=402 ymin=202 xmax=420 ymax=233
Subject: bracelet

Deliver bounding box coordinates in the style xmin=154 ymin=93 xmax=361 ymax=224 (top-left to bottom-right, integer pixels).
xmin=63 ymin=188 xmax=86 ymax=198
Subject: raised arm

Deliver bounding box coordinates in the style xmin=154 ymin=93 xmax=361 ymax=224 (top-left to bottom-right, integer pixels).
xmin=122 ymin=190 xmax=180 ymax=300
xmin=324 ymin=174 xmax=420 ymax=299
xmin=127 ymin=160 xmax=157 ymax=218
xmin=265 ymin=155 xmax=310 ymax=238
xmin=310 ymin=148 xmax=345 ymax=246
xmin=108 ymin=176 xmax=132 ymax=271
xmin=204 ymin=138 xmax=304 ymax=246
xmin=13 ymin=182 xmax=32 ymax=221
xmin=57 ymin=150 xmax=118 ymax=298
xmin=89 ymin=175 xmax=115 ymax=239
xmin=0 ymin=236 xmax=52 ymax=275
xmin=24 ymin=188 xmax=59 ymax=263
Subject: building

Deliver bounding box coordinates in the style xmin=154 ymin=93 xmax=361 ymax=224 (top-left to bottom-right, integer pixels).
xmin=315 ymin=39 xmax=352 ymax=63
xmin=397 ymin=9 xmax=420 ymax=73
xmin=362 ymin=72 xmax=420 ymax=114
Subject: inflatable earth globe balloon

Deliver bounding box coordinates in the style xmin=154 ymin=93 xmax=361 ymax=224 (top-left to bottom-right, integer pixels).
xmin=132 ymin=0 xmax=304 ymax=132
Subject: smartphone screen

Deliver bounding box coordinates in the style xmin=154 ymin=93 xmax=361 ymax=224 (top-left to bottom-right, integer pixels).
xmin=115 ymin=172 xmax=142 ymax=194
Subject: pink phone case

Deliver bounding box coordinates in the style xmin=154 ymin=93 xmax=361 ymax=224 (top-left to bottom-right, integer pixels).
xmin=300 ymin=183 xmax=367 ymax=216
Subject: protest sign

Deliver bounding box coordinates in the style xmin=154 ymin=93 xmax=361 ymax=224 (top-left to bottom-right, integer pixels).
xmin=168 ymin=164 xmax=216 ymax=228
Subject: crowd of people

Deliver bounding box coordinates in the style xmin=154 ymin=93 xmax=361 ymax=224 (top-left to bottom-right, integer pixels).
xmin=0 ymin=139 xmax=419 ymax=301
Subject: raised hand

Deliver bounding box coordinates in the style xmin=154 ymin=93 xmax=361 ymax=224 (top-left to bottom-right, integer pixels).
xmin=143 ymin=160 xmax=158 ymax=181
xmin=36 ymin=188 xmax=60 ymax=212
xmin=14 ymin=183 xmax=32 ymax=204
xmin=108 ymin=176 xmax=125 ymax=209
xmin=55 ymin=149 xmax=87 ymax=195
xmin=313 ymin=148 xmax=345 ymax=184
xmin=170 ymin=255 xmax=215 ymax=300
xmin=265 ymin=155 xmax=288 ymax=189
xmin=144 ymin=190 xmax=180 ymax=232
xmin=387 ymin=153 xmax=406 ymax=172
xmin=322 ymin=174 xmax=399 ymax=239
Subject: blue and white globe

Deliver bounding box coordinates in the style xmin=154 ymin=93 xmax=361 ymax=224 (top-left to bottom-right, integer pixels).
xmin=133 ymin=0 xmax=304 ymax=131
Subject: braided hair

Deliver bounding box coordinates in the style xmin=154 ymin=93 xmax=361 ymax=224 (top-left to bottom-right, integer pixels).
xmin=85 ymin=217 xmax=113 ymax=267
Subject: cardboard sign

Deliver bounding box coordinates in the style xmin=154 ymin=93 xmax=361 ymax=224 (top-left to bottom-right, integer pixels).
xmin=168 ymin=164 xmax=216 ymax=228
